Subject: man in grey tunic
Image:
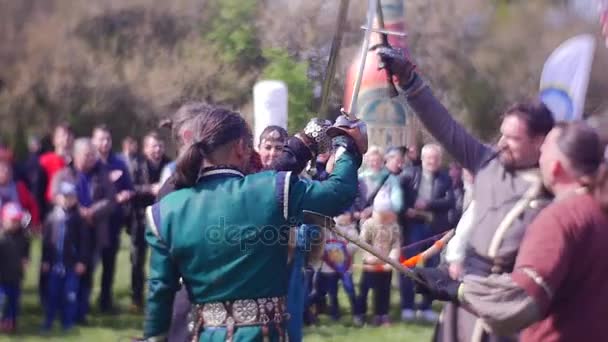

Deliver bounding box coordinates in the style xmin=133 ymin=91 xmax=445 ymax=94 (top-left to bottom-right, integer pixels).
xmin=377 ymin=47 xmax=554 ymax=341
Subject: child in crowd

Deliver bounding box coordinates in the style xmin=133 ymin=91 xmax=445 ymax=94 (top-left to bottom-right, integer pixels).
xmin=315 ymin=210 xmax=358 ymax=321
xmin=354 ymin=195 xmax=401 ymax=326
xmin=0 ymin=203 xmax=31 ymax=333
xmin=41 ymin=182 xmax=89 ymax=331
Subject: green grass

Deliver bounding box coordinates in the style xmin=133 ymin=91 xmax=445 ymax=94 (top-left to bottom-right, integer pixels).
xmin=1 ymin=234 xmax=435 ymax=341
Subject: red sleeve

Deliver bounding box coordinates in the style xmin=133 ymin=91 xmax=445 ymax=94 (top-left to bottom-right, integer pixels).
xmin=39 ymin=153 xmax=66 ymax=202
xmin=39 ymin=153 xmax=51 ymax=172
xmin=16 ymin=181 xmax=41 ymax=227
xmin=510 ymin=202 xmax=572 ymax=314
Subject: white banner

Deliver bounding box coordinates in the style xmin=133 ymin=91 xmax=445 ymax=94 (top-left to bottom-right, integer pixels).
xmin=539 ymin=34 xmax=595 ymax=122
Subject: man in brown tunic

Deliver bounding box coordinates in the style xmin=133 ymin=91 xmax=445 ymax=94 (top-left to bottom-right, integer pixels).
xmin=412 ymin=122 xmax=608 ymax=342
xmin=377 ymin=47 xmax=554 ymax=341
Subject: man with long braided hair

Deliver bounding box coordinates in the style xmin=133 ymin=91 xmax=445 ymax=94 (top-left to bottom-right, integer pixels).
xmin=157 ymin=104 xmax=326 ymax=342
xmin=143 ymin=103 xmax=367 ymax=342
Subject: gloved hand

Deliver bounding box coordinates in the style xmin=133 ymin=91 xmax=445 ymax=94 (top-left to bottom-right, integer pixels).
xmin=327 ymin=115 xmax=368 ymax=155
xmin=295 ymin=118 xmax=333 ymax=156
xmin=375 ymin=46 xmax=418 ymax=89
xmin=413 ymin=267 xmax=462 ymax=302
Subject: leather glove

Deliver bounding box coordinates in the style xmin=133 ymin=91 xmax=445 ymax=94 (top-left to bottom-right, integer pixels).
xmin=295 ymin=118 xmax=332 ymax=156
xmin=375 ymin=46 xmax=418 ymax=89
xmin=326 ymin=115 xmax=368 ymax=155
xmin=413 ymin=267 xmax=462 ymax=302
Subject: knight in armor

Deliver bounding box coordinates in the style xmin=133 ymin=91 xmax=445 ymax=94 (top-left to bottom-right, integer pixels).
xmin=142 ymin=104 xmax=367 ymax=342
xmin=378 ymin=46 xmax=554 ymax=341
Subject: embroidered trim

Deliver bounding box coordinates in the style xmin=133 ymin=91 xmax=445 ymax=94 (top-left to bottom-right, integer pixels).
xmin=283 ymin=171 xmax=292 ymax=220
xmin=199 ymin=168 xmax=244 ymax=178
xmin=145 ymin=205 xmax=162 ymax=241
xmin=520 ymin=267 xmax=554 ymax=300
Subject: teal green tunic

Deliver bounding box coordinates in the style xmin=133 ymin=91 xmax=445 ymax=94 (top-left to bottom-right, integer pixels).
xmin=144 ymin=151 xmax=360 ymax=341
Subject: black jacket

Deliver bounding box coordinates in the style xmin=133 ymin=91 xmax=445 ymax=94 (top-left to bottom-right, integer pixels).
xmin=400 ymin=166 xmax=455 ymax=232
xmin=0 ymin=228 xmax=29 ymax=285
xmin=42 ymin=206 xmax=90 ymax=270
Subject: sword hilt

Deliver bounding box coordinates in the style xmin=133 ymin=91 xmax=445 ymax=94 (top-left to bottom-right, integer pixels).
xmin=369 ymin=43 xmax=399 ymax=98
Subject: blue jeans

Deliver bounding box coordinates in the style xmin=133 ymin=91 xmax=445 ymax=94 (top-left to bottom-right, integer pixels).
xmin=0 ymin=284 xmax=21 ymax=325
xmin=399 ymin=223 xmax=438 ymax=311
xmin=76 ymin=262 xmax=94 ymax=323
xmin=314 ymin=272 xmax=356 ymax=320
xmin=44 ymin=267 xmax=80 ymax=330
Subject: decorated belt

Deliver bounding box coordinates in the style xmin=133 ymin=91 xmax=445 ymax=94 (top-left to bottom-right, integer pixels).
xmin=188 ymin=296 xmax=288 ymax=342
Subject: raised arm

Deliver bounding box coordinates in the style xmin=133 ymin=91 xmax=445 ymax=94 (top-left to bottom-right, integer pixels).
xmin=283 ymin=146 xmax=360 ymax=219
xmin=271 ymin=118 xmax=332 ymax=174
xmin=377 ymin=48 xmax=493 ymax=173
xmin=282 ymin=117 xmax=367 ymax=219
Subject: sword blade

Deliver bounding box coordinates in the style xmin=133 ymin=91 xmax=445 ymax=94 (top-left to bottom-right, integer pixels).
xmin=319 ymin=0 xmax=350 ymax=119
xmin=346 ymin=0 xmax=378 ymax=117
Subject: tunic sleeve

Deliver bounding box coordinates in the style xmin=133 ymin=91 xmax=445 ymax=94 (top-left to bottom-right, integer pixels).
xmin=510 ymin=203 xmax=572 ymax=314
xmin=405 ymin=81 xmax=493 ymax=173
xmin=459 ymin=202 xmax=574 ymax=335
xmin=444 ymin=201 xmax=476 ymax=264
xmin=461 ymin=273 xmax=541 ymax=335
xmin=281 ymin=147 xmax=359 ymax=220
xmin=143 ymin=203 xmax=180 ymax=339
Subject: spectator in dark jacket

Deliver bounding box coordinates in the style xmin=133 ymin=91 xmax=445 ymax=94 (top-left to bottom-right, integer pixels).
xmin=129 ymin=132 xmax=170 ymax=311
xmin=399 ymin=143 xmax=454 ymax=323
xmin=92 ymin=125 xmax=134 ymax=313
xmin=19 ymin=136 xmax=48 ymax=218
xmin=41 ymin=181 xmax=89 ymax=331
xmin=447 ymin=162 xmax=465 ymax=227
xmin=51 ymin=138 xmax=117 ymax=324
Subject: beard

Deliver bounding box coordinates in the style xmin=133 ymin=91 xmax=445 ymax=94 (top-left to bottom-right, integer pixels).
xmin=498 ymin=147 xmax=516 ymax=170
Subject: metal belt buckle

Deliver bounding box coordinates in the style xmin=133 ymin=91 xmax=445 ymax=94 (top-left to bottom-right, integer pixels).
xmin=202 ymin=303 xmax=228 ymax=326
xmin=232 ymin=299 xmax=258 ymax=324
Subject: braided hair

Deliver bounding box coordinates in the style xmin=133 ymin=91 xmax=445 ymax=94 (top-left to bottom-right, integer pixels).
xmin=173 ymin=105 xmax=251 ymax=188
